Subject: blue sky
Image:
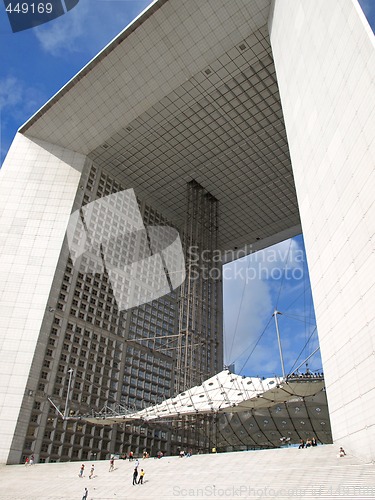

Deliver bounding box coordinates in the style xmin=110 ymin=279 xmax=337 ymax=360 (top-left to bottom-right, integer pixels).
xmin=1 ymin=0 xmax=373 ymax=163
xmin=0 ymin=0 xmax=374 ymax=377
xmin=0 ymin=0 xmax=153 ymax=163
xmin=223 ymin=234 xmax=320 ymax=377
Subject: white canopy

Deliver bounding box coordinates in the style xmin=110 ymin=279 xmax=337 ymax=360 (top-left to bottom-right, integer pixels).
xmin=82 ymin=370 xmax=324 ymax=425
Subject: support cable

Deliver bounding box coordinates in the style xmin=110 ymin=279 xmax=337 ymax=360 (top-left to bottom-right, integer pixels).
xmin=235 ymin=315 xmax=273 ymax=374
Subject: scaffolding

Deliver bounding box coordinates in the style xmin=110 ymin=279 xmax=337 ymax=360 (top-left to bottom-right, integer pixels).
xmin=176 ymin=180 xmax=222 ymax=393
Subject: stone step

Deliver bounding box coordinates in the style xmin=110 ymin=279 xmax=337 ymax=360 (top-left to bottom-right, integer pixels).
xmin=0 ymin=444 xmax=373 ymax=500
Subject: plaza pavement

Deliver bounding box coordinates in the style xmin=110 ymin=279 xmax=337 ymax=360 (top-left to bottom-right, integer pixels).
xmin=0 ymin=444 xmax=374 ymax=500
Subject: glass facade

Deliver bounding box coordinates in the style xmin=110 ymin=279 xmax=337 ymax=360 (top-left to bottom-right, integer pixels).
xmin=21 ymin=162 xmax=223 ymax=463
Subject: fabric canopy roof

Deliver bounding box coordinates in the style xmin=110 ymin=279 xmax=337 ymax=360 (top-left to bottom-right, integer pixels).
xmin=82 ymin=370 xmax=325 ymax=425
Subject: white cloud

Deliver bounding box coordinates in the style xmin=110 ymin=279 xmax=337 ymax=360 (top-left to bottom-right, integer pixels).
xmin=0 ymin=76 xmax=23 ymax=111
xmin=33 ymin=0 xmax=153 ymax=56
xmin=0 ymin=75 xmax=48 ymax=165
xmin=0 ymin=75 xmax=46 ymax=119
xmin=223 ymin=267 xmax=272 ymax=368
xmin=34 ymin=1 xmax=89 ymax=55
xmin=222 ymin=237 xmax=318 ymax=376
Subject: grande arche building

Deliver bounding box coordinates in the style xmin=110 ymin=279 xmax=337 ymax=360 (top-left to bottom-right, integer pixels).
xmin=0 ymin=0 xmax=374 ymax=464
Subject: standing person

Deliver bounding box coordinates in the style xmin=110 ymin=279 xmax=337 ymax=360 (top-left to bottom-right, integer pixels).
xmin=89 ymin=464 xmax=95 ymax=479
xmin=29 ymin=454 xmax=35 ymax=465
xmin=79 ymin=464 xmax=85 ymax=478
xmin=138 ymin=469 xmax=145 ymax=484
xmin=25 ymin=457 xmax=29 ymax=466
xmin=132 ymin=467 xmax=138 ymax=485
xmin=109 ymin=457 xmax=115 ymax=472
xmin=129 ymin=451 xmax=133 ymax=461
xmin=82 ymin=487 xmax=88 ymax=500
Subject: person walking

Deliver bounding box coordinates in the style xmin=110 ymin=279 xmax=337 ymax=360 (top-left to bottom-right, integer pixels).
xmin=79 ymin=464 xmax=85 ymax=478
xmin=89 ymin=464 xmax=95 ymax=479
xmin=82 ymin=487 xmax=88 ymax=500
xmin=132 ymin=467 xmax=138 ymax=485
xmin=138 ymin=469 xmax=145 ymax=484
xmin=109 ymin=457 xmax=115 ymax=472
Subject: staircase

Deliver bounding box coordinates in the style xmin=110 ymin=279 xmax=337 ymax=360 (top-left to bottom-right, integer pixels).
xmin=0 ymin=444 xmax=374 ymax=499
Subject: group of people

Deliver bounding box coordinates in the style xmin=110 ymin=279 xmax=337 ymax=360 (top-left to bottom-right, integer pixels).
xmin=78 ymin=455 xmax=147 ymax=498
xmin=78 ymin=463 xmax=95 ymax=479
xmin=122 ymin=449 xmax=163 ymax=460
xmin=77 ymin=463 xmax=96 ymax=479
xmin=24 ymin=454 xmax=35 ymax=466
xmin=131 ymin=457 xmax=145 ymax=485
xmin=132 ymin=466 xmax=145 ymax=485
xmin=78 ymin=455 xmax=147 ymax=488
xmin=298 ymin=437 xmax=318 ymax=449
xmin=179 ymin=449 xmax=193 ymax=458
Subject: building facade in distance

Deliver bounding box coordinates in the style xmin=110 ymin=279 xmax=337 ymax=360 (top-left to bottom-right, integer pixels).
xmin=0 ymin=0 xmax=374 ymax=464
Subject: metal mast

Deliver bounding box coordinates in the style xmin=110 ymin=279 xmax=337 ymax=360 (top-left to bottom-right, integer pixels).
xmin=273 ymin=310 xmax=286 ymax=379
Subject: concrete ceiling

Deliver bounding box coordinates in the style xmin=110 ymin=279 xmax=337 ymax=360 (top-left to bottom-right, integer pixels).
xmin=21 ymin=0 xmax=301 ymax=252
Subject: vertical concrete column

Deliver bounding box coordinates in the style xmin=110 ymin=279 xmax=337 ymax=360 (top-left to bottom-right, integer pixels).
xmin=0 ymin=134 xmax=86 ymax=463
xmin=270 ymin=0 xmax=375 ymax=461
